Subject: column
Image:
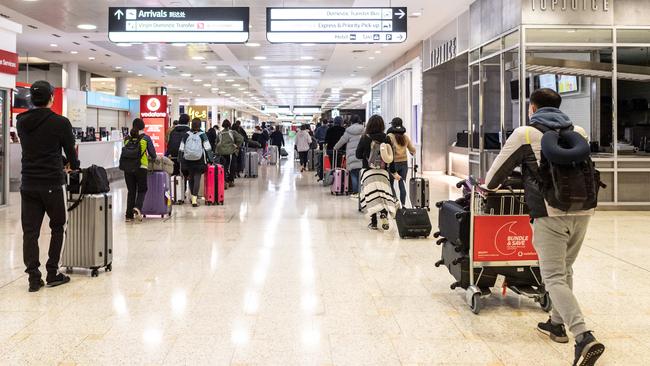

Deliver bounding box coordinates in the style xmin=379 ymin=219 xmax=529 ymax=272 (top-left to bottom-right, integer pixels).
xmin=63 ymin=62 xmax=80 ymax=90
xmin=115 ymin=77 xmax=128 ymax=97
xmin=171 ymin=94 xmax=180 ymax=123
xmin=211 ymin=105 xmax=219 ymax=128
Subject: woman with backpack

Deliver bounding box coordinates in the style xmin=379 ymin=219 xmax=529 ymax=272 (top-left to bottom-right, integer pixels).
xmin=179 ymin=118 xmax=214 ymax=207
xmin=121 ymin=118 xmax=156 ymax=222
xmin=356 ymin=115 xmax=398 ymax=231
xmin=215 ymin=119 xmax=244 ymax=187
xmin=387 ymin=117 xmax=416 ymax=207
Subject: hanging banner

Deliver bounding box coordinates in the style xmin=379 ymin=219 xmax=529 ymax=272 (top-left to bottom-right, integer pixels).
xmin=140 ymin=95 xmax=168 ymax=154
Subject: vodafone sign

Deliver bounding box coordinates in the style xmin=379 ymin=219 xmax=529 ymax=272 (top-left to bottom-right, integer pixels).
xmin=473 ymin=216 xmax=539 ymax=262
xmin=140 ymin=95 xmax=168 ymax=154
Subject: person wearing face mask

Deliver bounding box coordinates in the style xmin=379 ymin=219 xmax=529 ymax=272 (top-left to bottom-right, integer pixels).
xmin=485 ymin=88 xmax=605 ymax=366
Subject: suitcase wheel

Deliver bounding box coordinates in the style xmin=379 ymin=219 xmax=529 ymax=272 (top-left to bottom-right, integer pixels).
xmin=436 ymin=238 xmax=446 ymax=245
xmin=91 ymin=269 xmax=99 ymax=277
xmin=433 ymin=231 xmax=440 ymax=238
xmin=106 ymin=263 xmax=112 ymax=272
xmin=434 ymin=259 xmax=444 ymax=268
xmin=435 ymin=201 xmax=443 ymax=208
xmin=450 ymin=281 xmax=460 ymax=290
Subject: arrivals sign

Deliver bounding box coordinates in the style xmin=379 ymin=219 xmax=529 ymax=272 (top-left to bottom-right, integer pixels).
xmin=140 ymin=95 xmax=168 ymax=154
xmin=108 ymin=7 xmax=249 ymax=43
xmin=0 ymin=49 xmax=18 ymax=75
xmin=266 ymin=7 xmax=407 ymax=44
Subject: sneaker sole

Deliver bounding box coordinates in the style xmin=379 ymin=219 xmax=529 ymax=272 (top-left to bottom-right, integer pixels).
xmin=536 ymin=327 xmax=569 ymax=343
xmin=46 ymin=278 xmax=70 ymax=288
xmin=577 ymin=342 xmax=605 ymax=366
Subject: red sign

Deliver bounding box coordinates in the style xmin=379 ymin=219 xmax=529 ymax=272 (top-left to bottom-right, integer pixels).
xmin=140 ymin=95 xmax=168 ymax=154
xmin=473 ymin=216 xmax=539 ymax=262
xmin=0 ymin=49 xmax=18 ymax=75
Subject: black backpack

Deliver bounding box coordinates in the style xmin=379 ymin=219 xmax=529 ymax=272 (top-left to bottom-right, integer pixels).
xmin=119 ymin=137 xmax=143 ymax=173
xmin=533 ymin=124 xmax=605 ymax=211
xmin=67 ymin=165 xmax=110 ymax=211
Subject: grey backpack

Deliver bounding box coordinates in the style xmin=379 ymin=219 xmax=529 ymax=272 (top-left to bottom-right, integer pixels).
xmin=183 ymin=132 xmax=204 ymax=161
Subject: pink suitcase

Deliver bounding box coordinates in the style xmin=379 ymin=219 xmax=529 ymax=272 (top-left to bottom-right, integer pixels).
xmin=204 ymin=164 xmax=225 ymax=205
xmin=330 ymin=168 xmax=349 ymax=196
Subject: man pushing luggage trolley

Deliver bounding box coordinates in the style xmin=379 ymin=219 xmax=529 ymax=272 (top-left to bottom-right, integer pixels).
xmin=485 ymin=88 xmax=606 ymax=366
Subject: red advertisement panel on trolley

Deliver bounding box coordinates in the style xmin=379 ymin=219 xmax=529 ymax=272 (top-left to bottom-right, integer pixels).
xmin=473 ymin=215 xmax=539 ymax=262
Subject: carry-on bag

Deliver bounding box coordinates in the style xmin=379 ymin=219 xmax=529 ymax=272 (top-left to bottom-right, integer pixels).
xmin=434 ymin=200 xmax=471 ymax=251
xmin=330 ymin=150 xmax=349 ymax=195
xmin=268 ymin=145 xmax=279 ymax=165
xmin=171 ymin=175 xmax=186 ymax=205
xmin=244 ymin=150 xmax=259 ymax=178
xmin=204 ymin=164 xmax=225 ymax=205
xmin=307 ymin=149 xmax=318 ymax=171
xmin=280 ymin=147 xmax=289 ymax=157
xmin=142 ymin=171 xmax=172 ymax=218
xmin=409 ymin=160 xmax=430 ymax=210
xmin=395 ymin=207 xmax=432 ymax=239
xmin=63 ymin=192 xmax=113 ymax=277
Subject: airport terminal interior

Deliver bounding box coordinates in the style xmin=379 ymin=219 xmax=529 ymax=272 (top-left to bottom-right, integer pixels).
xmin=0 ymin=0 xmax=650 ymax=365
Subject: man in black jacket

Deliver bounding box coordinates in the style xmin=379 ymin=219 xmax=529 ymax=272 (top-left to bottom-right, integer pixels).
xmin=165 ymin=113 xmax=192 ymax=176
xmin=17 ymin=80 xmax=79 ymax=292
xmin=325 ymin=116 xmax=346 ymax=167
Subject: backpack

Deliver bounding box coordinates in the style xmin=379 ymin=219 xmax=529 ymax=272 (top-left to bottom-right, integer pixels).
xmin=533 ymin=124 xmax=605 ymax=211
xmin=183 ymin=131 xmax=204 ymax=161
xmin=216 ymin=131 xmax=236 ymax=155
xmin=67 ymin=165 xmax=110 ymax=211
xmin=368 ymin=138 xmax=393 ymax=169
xmin=119 ymin=137 xmax=143 ymax=173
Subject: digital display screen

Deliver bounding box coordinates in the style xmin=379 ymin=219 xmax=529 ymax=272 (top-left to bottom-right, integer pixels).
xmin=538 ymin=74 xmax=557 ymax=92
xmin=558 ymin=75 xmax=579 ymax=94
xmin=13 ymin=86 xmax=33 ymax=109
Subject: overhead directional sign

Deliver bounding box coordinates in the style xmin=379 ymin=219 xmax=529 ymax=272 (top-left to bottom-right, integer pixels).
xmin=266 ymin=7 xmax=407 ymax=44
xmin=108 ymin=7 xmax=249 ymax=43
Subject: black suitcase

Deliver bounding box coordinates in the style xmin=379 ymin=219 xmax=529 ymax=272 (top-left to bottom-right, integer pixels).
xmin=439 ymin=240 xmax=470 ymax=289
xmin=435 ymin=200 xmax=471 ymax=251
xmin=395 ymin=208 xmax=432 ymax=238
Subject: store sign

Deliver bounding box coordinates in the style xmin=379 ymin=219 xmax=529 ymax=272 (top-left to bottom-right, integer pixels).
xmin=108 ymin=7 xmax=249 ymax=43
xmin=473 ymin=216 xmax=539 ymax=262
xmin=140 ymin=95 xmax=168 ymax=154
xmin=523 ymin=0 xmax=613 ymax=24
xmin=431 ymin=37 xmax=457 ymax=68
xmin=187 ymin=105 xmax=208 ymax=120
xmin=266 ymin=7 xmax=407 ymax=44
xmin=530 ymin=0 xmax=610 ymax=12
xmin=86 ymin=91 xmax=130 ymax=110
xmin=0 ymin=49 xmax=18 ymax=75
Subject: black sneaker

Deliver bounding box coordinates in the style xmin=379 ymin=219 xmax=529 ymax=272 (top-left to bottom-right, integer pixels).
xmin=28 ymin=279 xmax=45 ymax=293
xmin=46 ymin=273 xmax=71 ymax=288
xmin=573 ymin=332 xmax=605 ymax=366
xmin=537 ymin=317 xmax=569 ymax=343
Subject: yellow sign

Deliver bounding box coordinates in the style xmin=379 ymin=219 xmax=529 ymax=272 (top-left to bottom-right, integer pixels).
xmin=187 ymin=105 xmax=208 ymax=121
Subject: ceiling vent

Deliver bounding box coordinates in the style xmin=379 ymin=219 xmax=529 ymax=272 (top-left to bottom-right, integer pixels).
xmin=27 ymin=25 xmax=38 ymax=29
xmin=352 ymin=50 xmax=368 ymax=53
xmin=44 ymin=50 xmax=64 ymax=54
xmin=0 ymin=13 xmax=11 ymax=19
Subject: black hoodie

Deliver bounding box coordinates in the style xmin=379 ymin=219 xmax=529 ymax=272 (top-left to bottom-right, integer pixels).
xmin=17 ymin=108 xmax=79 ymax=190
xmin=356 ymin=132 xmax=394 ymax=172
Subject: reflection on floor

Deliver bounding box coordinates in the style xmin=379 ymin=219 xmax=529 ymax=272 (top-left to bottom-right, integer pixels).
xmin=0 ymin=156 xmax=649 ymax=365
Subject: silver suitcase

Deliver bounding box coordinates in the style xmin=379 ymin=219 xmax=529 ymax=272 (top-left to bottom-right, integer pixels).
xmin=409 ymin=161 xmax=430 ymax=210
xmin=267 ymin=145 xmax=279 ymax=165
xmin=244 ymin=151 xmax=259 ymax=177
xmin=171 ymin=175 xmax=186 ymax=204
xmin=63 ymin=193 xmax=113 ymax=277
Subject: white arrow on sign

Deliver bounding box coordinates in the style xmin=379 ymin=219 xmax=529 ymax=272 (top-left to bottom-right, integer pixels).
xmin=114 ymin=9 xmax=124 ymax=20
xmin=394 ymin=9 xmax=405 ymax=19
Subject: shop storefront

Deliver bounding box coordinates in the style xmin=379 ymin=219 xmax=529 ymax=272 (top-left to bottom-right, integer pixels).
xmin=425 ymin=0 xmax=650 ymax=208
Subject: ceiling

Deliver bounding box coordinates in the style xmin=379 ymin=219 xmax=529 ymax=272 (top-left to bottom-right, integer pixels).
xmin=0 ymin=0 xmax=471 ymax=113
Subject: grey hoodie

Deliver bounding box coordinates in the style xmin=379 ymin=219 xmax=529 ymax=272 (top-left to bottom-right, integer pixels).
xmin=333 ymin=123 xmax=365 ymax=170
xmin=529 ymin=107 xmax=573 ymax=130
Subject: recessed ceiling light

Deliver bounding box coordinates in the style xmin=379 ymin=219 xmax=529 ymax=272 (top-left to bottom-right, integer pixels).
xmin=49 ymin=43 xmax=58 ymax=47
xmin=127 ymin=70 xmax=133 ymax=73
xmin=205 ymin=65 xmax=217 ymax=69
xmin=225 ymin=79 xmax=234 ymax=82
xmin=225 ymin=93 xmax=231 ymax=96
xmin=203 ymin=83 xmax=211 ymax=87
xmin=117 ymin=43 xmax=132 ymax=47
xmin=181 ymin=73 xmax=192 ymax=77
xmin=299 ymin=65 xmax=312 ymax=69
xmin=254 ymin=56 xmax=267 ymax=60
xmin=77 ymin=24 xmax=97 ymax=30
xmin=238 ymin=87 xmax=245 ymax=90
xmin=246 ymin=42 xmax=260 ymax=47
xmin=260 ymin=66 xmax=270 ymax=69
xmin=70 ymin=50 xmax=78 ymax=54
xmin=368 ymin=56 xmax=375 ymax=60
xmin=356 ymin=66 xmax=365 ymax=69
xmin=301 ymin=43 xmax=316 ymax=47
xmin=193 ymin=79 xmax=202 ymax=82
xmin=88 ymin=56 xmax=95 ymax=60
xmin=171 ymin=43 xmax=187 ymax=47
xmin=232 ymin=83 xmax=240 ymax=87
xmin=115 ymin=66 xmax=122 ymax=69
xmin=191 ymin=56 xmax=205 ymax=60
xmin=411 ymin=11 xmax=422 ymax=17
xmin=300 ymin=56 xmax=313 ymax=60
xmin=137 ymin=74 xmax=143 ymax=77
xmin=374 ymin=50 xmax=381 ymax=54
xmin=163 ymin=65 xmax=176 ymax=69
xmin=145 ymin=56 xmax=158 ymax=60
xmin=217 ymin=73 xmax=227 ymax=77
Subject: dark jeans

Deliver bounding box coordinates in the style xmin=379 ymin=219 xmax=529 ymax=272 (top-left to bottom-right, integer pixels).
xmin=390 ymin=161 xmax=409 ymax=206
xmin=124 ymin=168 xmax=148 ymax=218
xmin=350 ymin=168 xmax=361 ymax=194
xmin=189 ymin=171 xmax=203 ymax=196
xmin=220 ymin=154 xmax=236 ymax=183
xmin=21 ymin=187 xmax=67 ymax=279
xmin=298 ymin=151 xmax=309 ymax=167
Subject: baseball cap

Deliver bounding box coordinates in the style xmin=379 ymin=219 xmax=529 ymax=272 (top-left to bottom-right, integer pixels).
xmin=30 ymin=80 xmax=55 ymax=106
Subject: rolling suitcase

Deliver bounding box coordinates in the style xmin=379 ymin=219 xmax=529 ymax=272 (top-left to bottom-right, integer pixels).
xmin=204 ymin=164 xmax=225 ymax=205
xmin=330 ymin=151 xmax=349 ymax=195
xmin=142 ymin=171 xmax=172 ymax=218
xmin=171 ymin=175 xmax=186 ymax=205
xmin=63 ymin=192 xmax=113 ymax=277
xmin=244 ymin=150 xmax=259 ymax=178
xmin=268 ymin=145 xmax=279 ymax=165
xmin=438 ymin=240 xmax=470 ymax=289
xmin=395 ymin=208 xmax=432 ymax=239
xmin=307 ymin=149 xmax=317 ymax=171
xmin=434 ymin=200 xmax=471 ymax=252
xmin=409 ymin=160 xmax=430 ymax=210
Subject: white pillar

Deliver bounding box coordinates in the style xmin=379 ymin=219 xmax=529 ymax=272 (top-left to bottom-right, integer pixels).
xmin=115 ymin=77 xmax=128 ymax=97
xmin=62 ymin=62 xmax=80 ymax=90
xmin=171 ymin=94 xmax=180 ymax=123
xmin=211 ymin=105 xmax=219 ymax=128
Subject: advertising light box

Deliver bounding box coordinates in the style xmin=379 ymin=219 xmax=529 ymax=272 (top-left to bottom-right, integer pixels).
xmin=140 ymin=95 xmax=168 ymax=154
xmin=266 ymin=7 xmax=407 ymax=44
xmin=109 ymin=7 xmax=249 ymax=43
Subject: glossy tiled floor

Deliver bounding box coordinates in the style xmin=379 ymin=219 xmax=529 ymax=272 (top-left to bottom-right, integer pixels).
xmin=1 ymin=156 xmax=649 ymax=365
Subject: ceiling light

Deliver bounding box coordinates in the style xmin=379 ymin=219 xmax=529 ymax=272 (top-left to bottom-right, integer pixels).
xmin=356 ymin=66 xmax=365 ymax=69
xmin=254 ymin=56 xmax=267 ymax=60
xmin=50 ymin=43 xmax=58 ymax=47
xmin=225 ymin=79 xmax=234 ymax=82
xmin=88 ymin=56 xmax=95 ymax=60
xmin=115 ymin=66 xmax=122 ymax=69
xmin=203 ymin=83 xmax=211 ymax=87
xmin=70 ymin=50 xmax=78 ymax=54
xmin=375 ymin=50 xmax=381 ymax=54
xmin=77 ymin=24 xmax=97 ymax=30
xmin=181 ymin=73 xmax=192 ymax=77
xmin=193 ymin=79 xmax=202 ymax=82
xmin=411 ymin=11 xmax=422 ymax=17
xmin=171 ymin=43 xmax=187 ymax=47
xmin=145 ymin=56 xmax=158 ymax=60
xmin=205 ymin=65 xmax=217 ymax=69
xmin=246 ymin=42 xmax=260 ymax=47
xmin=244 ymin=91 xmax=251 ymax=94
xmin=232 ymin=83 xmax=240 ymax=86
xmin=127 ymin=70 xmax=133 ymax=73
xmin=164 ymin=65 xmax=176 ymax=69
xmin=368 ymin=56 xmax=375 ymax=60
xmin=225 ymin=93 xmax=231 ymax=96
xmin=217 ymin=73 xmax=227 ymax=76
xmin=300 ymin=56 xmax=313 ymax=60
xmin=191 ymin=56 xmax=205 ymax=60
xmin=299 ymin=65 xmax=312 ymax=69
xmin=301 ymin=43 xmax=316 ymax=47
xmin=117 ymin=43 xmax=132 ymax=47
xmin=260 ymin=66 xmax=270 ymax=69
xmin=238 ymin=87 xmax=245 ymax=90
xmin=137 ymin=74 xmax=143 ymax=77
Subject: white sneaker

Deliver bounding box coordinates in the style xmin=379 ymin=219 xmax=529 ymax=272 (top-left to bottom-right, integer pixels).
xmin=133 ymin=208 xmax=143 ymax=222
xmin=350 ymin=193 xmax=359 ymax=199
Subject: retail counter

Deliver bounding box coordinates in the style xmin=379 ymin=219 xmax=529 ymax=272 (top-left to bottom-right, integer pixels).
xmin=9 ymin=139 xmax=124 ymax=191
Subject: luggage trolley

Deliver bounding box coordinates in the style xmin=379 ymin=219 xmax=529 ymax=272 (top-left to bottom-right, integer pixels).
xmin=435 ymin=178 xmax=551 ymax=314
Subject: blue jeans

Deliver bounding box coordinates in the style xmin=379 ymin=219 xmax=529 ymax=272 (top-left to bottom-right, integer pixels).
xmin=350 ymin=168 xmax=361 ymax=194
xmin=391 ymin=161 xmax=409 ymax=206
